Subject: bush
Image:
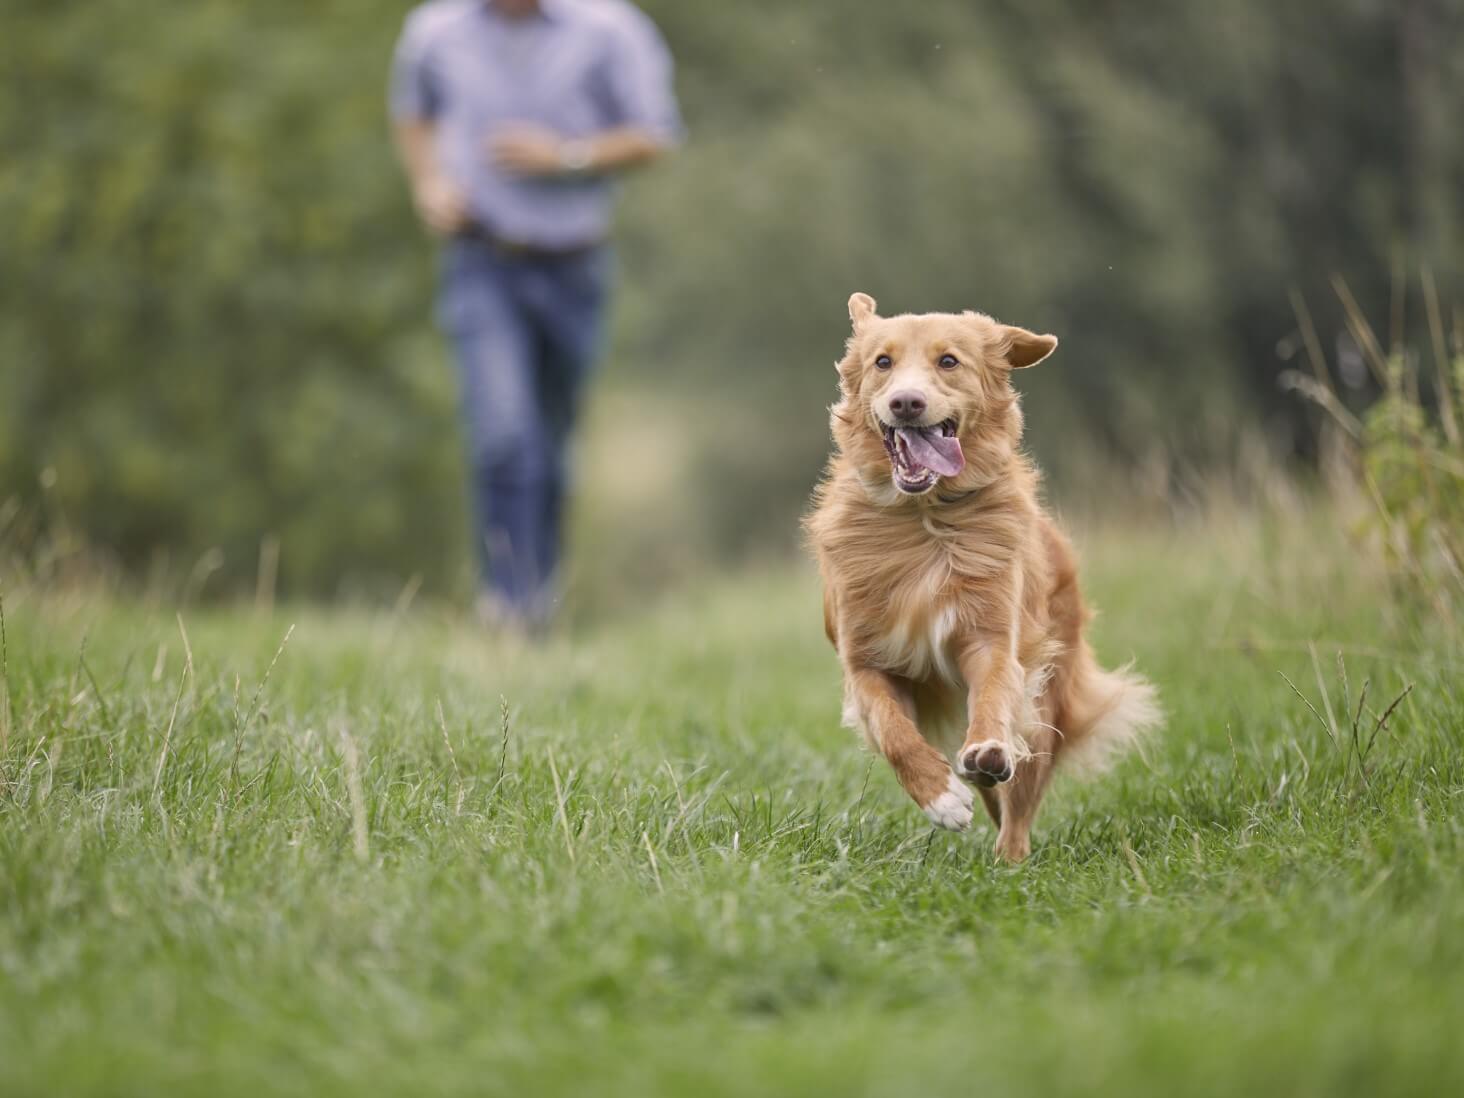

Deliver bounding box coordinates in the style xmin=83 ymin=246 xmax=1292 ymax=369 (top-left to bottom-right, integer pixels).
xmin=1284 ymin=273 xmax=1464 ymax=616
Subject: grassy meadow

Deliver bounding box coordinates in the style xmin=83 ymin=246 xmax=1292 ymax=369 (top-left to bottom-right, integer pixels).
xmin=2 ymin=504 xmax=1462 ymax=1097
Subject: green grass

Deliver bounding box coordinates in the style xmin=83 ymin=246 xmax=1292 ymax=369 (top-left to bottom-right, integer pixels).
xmin=2 ymin=508 xmax=1462 ymax=1097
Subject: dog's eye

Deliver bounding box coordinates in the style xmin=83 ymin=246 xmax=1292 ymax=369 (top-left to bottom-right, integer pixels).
xmin=874 ymin=354 xmax=892 ymax=370
xmin=938 ymin=354 xmax=959 ymax=369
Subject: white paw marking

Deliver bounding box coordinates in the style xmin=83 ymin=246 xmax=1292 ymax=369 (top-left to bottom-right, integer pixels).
xmin=923 ymin=773 xmax=974 ymax=831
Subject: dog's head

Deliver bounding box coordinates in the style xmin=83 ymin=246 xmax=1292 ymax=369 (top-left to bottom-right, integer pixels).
xmin=831 ymin=292 xmax=1057 ymax=497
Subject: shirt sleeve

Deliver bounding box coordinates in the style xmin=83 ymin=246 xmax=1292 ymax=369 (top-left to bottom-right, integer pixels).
xmin=388 ymin=10 xmax=443 ymax=122
xmin=599 ymin=7 xmax=684 ymax=144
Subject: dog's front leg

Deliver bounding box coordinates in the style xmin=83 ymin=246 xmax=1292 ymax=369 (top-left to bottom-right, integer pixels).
xmin=844 ymin=665 xmax=973 ymax=831
xmin=956 ymin=565 xmax=1025 ymax=791
xmin=954 ymin=634 xmax=1056 ymax=864
xmin=954 ymin=640 xmax=1026 ymax=788
xmin=953 ymin=567 xmax=1027 ymax=790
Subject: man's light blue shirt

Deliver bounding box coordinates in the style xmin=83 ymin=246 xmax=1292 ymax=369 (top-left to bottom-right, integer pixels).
xmin=390 ymin=0 xmax=681 ymax=248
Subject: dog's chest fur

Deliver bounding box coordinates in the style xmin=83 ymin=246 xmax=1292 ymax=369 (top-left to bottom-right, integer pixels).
xmin=866 ymin=555 xmax=964 ymax=682
xmin=814 ymin=474 xmax=1026 ymax=684
xmin=829 ymin=530 xmax=981 ymax=685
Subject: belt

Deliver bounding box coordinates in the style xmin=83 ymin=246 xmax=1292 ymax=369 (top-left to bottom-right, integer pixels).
xmin=454 ymin=222 xmax=604 ymax=260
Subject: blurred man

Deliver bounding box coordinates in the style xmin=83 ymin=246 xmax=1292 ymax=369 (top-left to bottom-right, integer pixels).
xmin=390 ymin=0 xmax=680 ymax=628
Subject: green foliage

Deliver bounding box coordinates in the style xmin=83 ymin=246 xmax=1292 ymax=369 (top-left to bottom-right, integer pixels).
xmin=0 ymin=1 xmax=463 ymax=598
xmin=2 ymin=514 xmax=1461 ymax=1094
xmin=3 ymin=0 xmax=1463 ymax=597
xmin=1360 ymin=353 xmax=1464 ymax=608
xmin=1285 ymin=277 xmax=1464 ymax=613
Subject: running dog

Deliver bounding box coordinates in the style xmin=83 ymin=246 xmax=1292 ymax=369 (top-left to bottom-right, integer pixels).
xmin=805 ymin=293 xmax=1159 ymax=862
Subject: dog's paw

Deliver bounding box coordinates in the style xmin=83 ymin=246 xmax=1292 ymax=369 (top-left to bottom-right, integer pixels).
xmin=922 ymin=773 xmax=975 ymax=831
xmin=957 ymin=740 xmax=1015 ymax=787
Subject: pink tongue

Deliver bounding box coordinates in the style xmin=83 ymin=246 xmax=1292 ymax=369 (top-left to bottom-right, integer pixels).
xmin=898 ymin=427 xmax=964 ymax=477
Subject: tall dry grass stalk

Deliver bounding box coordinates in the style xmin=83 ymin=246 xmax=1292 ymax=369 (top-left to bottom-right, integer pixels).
xmin=338 ymin=723 xmax=370 ymax=863
xmin=435 ymin=699 xmax=466 ymax=816
xmin=0 ymin=586 xmax=10 ymax=760
xmin=152 ymin=614 xmax=195 ymax=801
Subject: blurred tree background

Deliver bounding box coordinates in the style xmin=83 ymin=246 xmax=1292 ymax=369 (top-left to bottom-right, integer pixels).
xmin=3 ymin=0 xmax=1462 ymax=608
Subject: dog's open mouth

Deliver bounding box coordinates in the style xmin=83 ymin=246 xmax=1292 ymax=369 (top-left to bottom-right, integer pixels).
xmin=880 ymin=419 xmax=964 ymax=494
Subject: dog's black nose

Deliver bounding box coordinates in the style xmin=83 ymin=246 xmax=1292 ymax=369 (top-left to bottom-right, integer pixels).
xmin=887 ymin=390 xmax=927 ymax=422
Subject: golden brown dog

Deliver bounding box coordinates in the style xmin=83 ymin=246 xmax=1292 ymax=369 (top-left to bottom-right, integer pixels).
xmin=805 ymin=293 xmax=1159 ymax=862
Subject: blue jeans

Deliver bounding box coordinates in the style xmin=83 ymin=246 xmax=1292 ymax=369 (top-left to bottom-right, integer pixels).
xmin=438 ymin=239 xmax=610 ymax=616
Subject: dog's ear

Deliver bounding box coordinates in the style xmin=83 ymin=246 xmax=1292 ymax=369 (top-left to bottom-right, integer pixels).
xmin=847 ymin=292 xmax=878 ymax=333
xmin=999 ymin=325 xmax=1058 ymax=369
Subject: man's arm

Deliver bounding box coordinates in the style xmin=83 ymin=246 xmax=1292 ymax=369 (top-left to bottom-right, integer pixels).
xmin=489 ymin=124 xmax=667 ymax=178
xmin=392 ymin=118 xmax=471 ymax=235
xmin=389 ymin=10 xmax=471 ymax=237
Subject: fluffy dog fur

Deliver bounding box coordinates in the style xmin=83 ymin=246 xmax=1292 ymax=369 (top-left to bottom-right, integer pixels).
xmin=804 ymin=293 xmax=1160 ymax=862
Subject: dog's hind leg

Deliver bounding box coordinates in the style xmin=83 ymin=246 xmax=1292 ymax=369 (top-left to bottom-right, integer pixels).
xmin=976 ymin=786 xmax=1002 ymax=829
xmin=843 ymin=666 xmax=973 ymax=832
xmin=992 ymin=724 xmax=1058 ymax=863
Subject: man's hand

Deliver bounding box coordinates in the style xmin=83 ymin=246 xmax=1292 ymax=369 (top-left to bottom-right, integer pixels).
xmin=412 ymin=174 xmax=471 ymax=236
xmin=488 ymin=125 xmax=572 ymax=177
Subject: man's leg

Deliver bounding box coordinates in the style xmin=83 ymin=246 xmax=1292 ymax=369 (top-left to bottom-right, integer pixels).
xmin=441 ymin=246 xmax=550 ymax=617
xmin=523 ymin=249 xmax=611 ymax=609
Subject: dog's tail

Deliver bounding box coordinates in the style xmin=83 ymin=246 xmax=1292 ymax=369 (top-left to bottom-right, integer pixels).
xmin=1054 ymin=642 xmax=1162 ymax=774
